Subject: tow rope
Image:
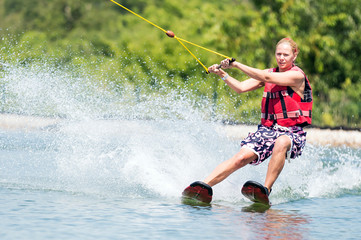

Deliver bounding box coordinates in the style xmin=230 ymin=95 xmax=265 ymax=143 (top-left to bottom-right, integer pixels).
xmin=109 ymin=0 xmax=235 ymax=73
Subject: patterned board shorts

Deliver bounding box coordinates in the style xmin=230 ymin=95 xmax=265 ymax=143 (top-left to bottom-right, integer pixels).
xmin=241 ymin=124 xmax=307 ymax=165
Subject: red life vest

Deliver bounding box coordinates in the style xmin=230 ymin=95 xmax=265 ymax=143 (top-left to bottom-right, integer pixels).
xmin=261 ymin=66 xmax=313 ymax=127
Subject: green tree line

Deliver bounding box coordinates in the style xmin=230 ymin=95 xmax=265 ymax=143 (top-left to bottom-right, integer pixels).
xmin=0 ymin=0 xmax=360 ymax=128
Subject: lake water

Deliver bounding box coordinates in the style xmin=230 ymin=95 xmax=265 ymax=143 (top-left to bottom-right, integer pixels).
xmin=1 ymin=120 xmax=360 ymax=240
xmin=1 ymin=62 xmax=360 ymax=240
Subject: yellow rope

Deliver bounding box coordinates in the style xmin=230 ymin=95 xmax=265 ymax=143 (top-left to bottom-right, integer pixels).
xmin=109 ymin=0 xmax=234 ymax=72
xmin=175 ymin=36 xmax=232 ymax=60
xmin=109 ymin=0 xmax=167 ymax=34
xmin=176 ymin=38 xmax=209 ymax=73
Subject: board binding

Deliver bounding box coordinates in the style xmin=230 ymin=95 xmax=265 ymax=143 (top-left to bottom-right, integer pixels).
xmin=241 ymin=180 xmax=270 ymax=206
xmin=182 ymin=181 xmax=213 ymax=204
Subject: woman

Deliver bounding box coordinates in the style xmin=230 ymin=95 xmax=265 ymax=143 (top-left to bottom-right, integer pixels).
xmin=183 ymin=38 xmax=313 ymax=203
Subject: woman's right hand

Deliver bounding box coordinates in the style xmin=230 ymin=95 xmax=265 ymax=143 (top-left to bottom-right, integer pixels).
xmin=208 ymin=64 xmax=229 ymax=80
xmin=208 ymin=64 xmax=224 ymax=76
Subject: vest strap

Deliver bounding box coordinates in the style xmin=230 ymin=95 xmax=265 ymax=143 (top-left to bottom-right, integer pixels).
xmin=262 ymin=90 xmax=289 ymax=99
xmin=279 ymin=93 xmax=288 ymax=119
xmin=261 ymin=110 xmax=311 ymax=120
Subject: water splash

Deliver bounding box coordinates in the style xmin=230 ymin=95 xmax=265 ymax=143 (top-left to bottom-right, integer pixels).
xmin=0 ymin=60 xmax=360 ymax=204
xmin=1 ymin=60 xmax=226 ymax=197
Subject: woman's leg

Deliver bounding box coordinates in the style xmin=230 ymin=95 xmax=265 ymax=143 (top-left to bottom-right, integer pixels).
xmin=203 ymin=148 xmax=258 ymax=187
xmin=264 ymin=135 xmax=292 ymax=191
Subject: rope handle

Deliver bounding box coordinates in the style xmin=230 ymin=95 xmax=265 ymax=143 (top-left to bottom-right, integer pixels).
xmin=217 ymin=58 xmax=236 ymax=69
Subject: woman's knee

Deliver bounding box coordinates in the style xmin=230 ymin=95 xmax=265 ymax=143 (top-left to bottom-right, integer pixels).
xmin=232 ymin=149 xmax=257 ymax=169
xmin=274 ymin=135 xmax=292 ymax=152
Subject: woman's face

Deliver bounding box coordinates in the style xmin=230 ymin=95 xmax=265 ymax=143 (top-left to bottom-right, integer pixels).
xmin=275 ymin=43 xmax=297 ymax=72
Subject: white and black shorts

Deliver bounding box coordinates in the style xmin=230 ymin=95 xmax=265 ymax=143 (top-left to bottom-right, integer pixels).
xmin=241 ymin=124 xmax=307 ymax=165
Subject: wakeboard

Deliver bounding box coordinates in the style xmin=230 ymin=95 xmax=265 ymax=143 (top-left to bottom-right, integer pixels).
xmin=241 ymin=180 xmax=270 ymax=206
xmin=182 ymin=181 xmax=213 ymax=204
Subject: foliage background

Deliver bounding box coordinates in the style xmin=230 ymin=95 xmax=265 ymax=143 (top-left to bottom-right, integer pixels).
xmin=0 ymin=0 xmax=360 ymax=128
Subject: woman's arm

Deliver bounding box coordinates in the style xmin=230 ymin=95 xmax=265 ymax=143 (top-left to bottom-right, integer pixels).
xmin=208 ymin=64 xmax=264 ymax=93
xmin=229 ymin=61 xmax=304 ymax=87
xmin=224 ymin=76 xmax=264 ymax=94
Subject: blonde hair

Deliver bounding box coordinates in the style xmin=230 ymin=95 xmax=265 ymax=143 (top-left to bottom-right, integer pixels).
xmin=276 ymin=38 xmax=298 ymax=55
